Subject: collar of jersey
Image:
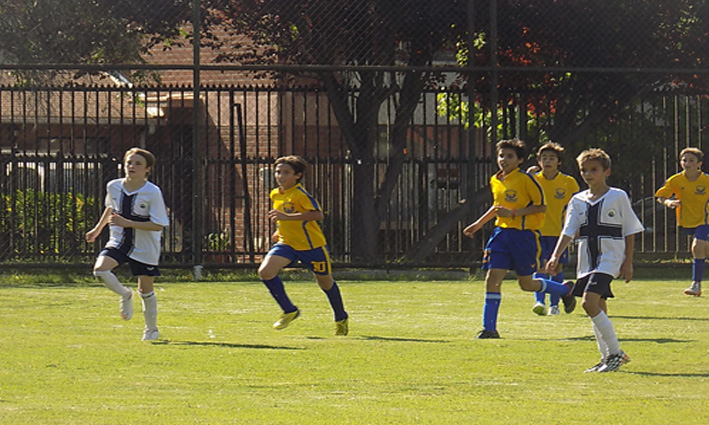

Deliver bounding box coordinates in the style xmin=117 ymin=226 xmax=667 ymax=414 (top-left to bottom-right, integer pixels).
xmin=279 ymin=182 xmax=302 ymax=194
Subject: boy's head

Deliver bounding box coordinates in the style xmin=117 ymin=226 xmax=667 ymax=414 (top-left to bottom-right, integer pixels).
xmin=123 ymin=147 xmax=155 ymax=176
xmin=536 ymin=141 xmax=564 ymax=171
xmin=576 ymin=148 xmax=611 ymax=186
xmin=274 ymin=155 xmax=308 ymax=182
xmin=576 ymin=148 xmax=611 ymax=171
xmin=496 ymin=138 xmax=527 ymax=160
xmin=680 ymin=147 xmax=703 ymax=172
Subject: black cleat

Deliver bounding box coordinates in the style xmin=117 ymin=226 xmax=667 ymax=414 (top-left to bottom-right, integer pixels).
xmin=475 ymin=329 xmax=501 ymax=339
xmin=561 ymin=281 xmax=577 ymax=314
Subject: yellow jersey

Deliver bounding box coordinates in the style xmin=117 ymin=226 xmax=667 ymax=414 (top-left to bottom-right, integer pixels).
xmin=270 ymin=183 xmax=327 ymax=250
xmin=533 ymin=171 xmax=580 ymax=236
xmin=490 ymin=168 xmax=545 ymax=230
xmin=655 ymin=171 xmax=709 ymax=228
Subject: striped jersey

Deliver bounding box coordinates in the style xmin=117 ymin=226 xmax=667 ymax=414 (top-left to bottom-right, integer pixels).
xmin=533 ymin=171 xmax=580 ymax=237
xmin=270 ymin=183 xmax=327 ymax=250
xmin=490 ymin=168 xmax=545 ymax=230
xmin=103 ymin=178 xmax=169 ymax=265
xmin=655 ymin=171 xmax=709 ymax=228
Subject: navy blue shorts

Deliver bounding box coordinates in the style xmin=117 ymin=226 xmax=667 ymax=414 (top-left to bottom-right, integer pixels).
xmin=539 ymin=236 xmax=569 ymax=264
xmin=100 ymin=248 xmax=161 ymax=277
xmin=482 ymin=227 xmax=540 ymax=276
xmin=572 ymin=273 xmax=614 ymax=299
xmin=266 ymin=243 xmax=333 ymax=275
xmin=684 ymin=225 xmax=709 ymax=241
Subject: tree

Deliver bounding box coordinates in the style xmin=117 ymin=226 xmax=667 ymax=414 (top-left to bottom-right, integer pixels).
xmin=0 ymin=0 xmax=191 ymax=83
xmin=203 ymin=0 xmax=469 ymax=261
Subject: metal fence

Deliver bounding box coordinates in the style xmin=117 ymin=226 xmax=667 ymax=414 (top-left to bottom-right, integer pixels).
xmin=1 ymin=0 xmax=708 ymax=269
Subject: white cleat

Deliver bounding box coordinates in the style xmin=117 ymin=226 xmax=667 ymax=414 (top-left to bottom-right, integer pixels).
xmin=142 ymin=328 xmax=160 ymax=341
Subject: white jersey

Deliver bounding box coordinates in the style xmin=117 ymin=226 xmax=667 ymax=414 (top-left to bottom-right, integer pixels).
xmin=562 ymin=187 xmax=644 ymax=279
xmin=104 ymin=179 xmax=169 ymax=265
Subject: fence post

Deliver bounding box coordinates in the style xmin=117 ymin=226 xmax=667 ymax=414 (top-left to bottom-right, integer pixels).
xmin=192 ymin=0 xmax=203 ymax=279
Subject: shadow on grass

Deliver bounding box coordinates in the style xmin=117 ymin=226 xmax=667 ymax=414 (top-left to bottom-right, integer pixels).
xmin=151 ymin=339 xmax=302 ymax=350
xmin=627 ymin=371 xmax=709 ymax=378
xmin=558 ymin=335 xmax=690 ymax=344
xmin=612 ymin=315 xmax=709 ymax=322
xmin=358 ymin=335 xmax=450 ymax=343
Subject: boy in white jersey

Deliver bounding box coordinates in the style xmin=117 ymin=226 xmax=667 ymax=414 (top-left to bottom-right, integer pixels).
xmin=547 ymin=148 xmax=644 ymax=372
xmin=655 ymin=147 xmax=709 ymax=296
xmin=529 ymin=142 xmax=580 ymax=316
xmin=85 ymin=148 xmax=169 ymax=341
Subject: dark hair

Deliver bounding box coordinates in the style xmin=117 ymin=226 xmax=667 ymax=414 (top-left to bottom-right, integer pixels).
xmin=680 ymin=147 xmax=704 ymax=163
xmin=496 ymin=138 xmax=527 ymax=160
xmin=275 ymin=155 xmax=308 ymax=182
xmin=536 ymin=141 xmax=565 ymax=163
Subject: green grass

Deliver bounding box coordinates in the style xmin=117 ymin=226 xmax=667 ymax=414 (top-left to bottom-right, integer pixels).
xmin=1 ymin=275 xmax=708 ymax=424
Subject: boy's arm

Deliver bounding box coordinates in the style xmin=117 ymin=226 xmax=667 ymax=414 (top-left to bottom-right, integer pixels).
xmin=85 ymin=207 xmax=112 ymax=242
xmin=619 ymin=233 xmax=637 ymax=283
xmin=495 ymin=204 xmax=547 ymax=217
xmin=463 ymin=205 xmax=497 ymax=237
xmin=109 ymin=212 xmax=165 ymax=231
xmin=656 ymin=196 xmax=680 ymax=209
xmin=269 ymin=209 xmax=324 ymax=221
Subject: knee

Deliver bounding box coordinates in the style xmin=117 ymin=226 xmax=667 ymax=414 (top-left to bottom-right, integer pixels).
xmin=93 ymin=269 xmax=110 ymax=279
xmin=258 ymin=265 xmax=275 ymax=281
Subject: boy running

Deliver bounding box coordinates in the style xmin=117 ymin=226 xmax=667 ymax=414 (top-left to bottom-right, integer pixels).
xmin=547 ymin=148 xmax=644 ymax=372
xmin=463 ymin=138 xmax=576 ymax=339
xmin=655 ymin=147 xmax=709 ymax=296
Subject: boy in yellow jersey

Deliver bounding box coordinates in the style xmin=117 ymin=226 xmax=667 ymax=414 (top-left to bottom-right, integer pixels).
xmin=463 ymin=139 xmax=576 ymax=339
xmin=258 ymin=155 xmax=349 ymax=335
xmin=529 ymin=142 xmax=580 ymax=315
xmin=655 ymin=147 xmax=709 ymax=296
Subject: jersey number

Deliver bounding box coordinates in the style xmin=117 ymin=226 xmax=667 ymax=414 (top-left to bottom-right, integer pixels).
xmin=311 ymin=261 xmax=327 ymax=273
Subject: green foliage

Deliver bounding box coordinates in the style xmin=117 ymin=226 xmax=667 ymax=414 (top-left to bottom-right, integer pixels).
xmin=0 ymin=189 xmax=96 ymax=259
xmin=0 ymin=279 xmax=707 ymax=424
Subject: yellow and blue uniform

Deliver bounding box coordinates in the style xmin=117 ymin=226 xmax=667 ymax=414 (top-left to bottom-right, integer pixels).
xmin=534 ymin=171 xmax=580 ymax=262
xmin=267 ymin=183 xmax=332 ymax=275
xmin=483 ymin=168 xmax=546 ymax=276
xmin=655 ymin=171 xmax=709 ymax=233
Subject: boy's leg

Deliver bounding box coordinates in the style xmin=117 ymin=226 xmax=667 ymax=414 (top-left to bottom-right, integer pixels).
xmin=316 ymin=274 xmax=348 ymax=322
xmin=532 ymin=272 xmax=547 ymax=305
xmin=93 ymin=255 xmax=133 ymax=320
xmin=549 ymin=271 xmax=564 ymax=307
xmin=478 ymin=268 xmax=505 ymax=338
xmin=258 ymin=255 xmax=298 ymax=313
xmin=518 ymin=275 xmax=576 ymax=313
xmin=687 ymin=237 xmax=707 ymax=296
xmin=138 ymin=275 xmax=159 ymax=340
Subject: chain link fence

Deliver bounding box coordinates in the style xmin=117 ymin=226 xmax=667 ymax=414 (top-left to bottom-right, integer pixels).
xmin=1 ymin=0 xmax=708 ymax=269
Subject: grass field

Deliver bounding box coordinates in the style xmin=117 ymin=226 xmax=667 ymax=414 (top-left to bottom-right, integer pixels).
xmin=1 ymin=271 xmax=708 ymax=424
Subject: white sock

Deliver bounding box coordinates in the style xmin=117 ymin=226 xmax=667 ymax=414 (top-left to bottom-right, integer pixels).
xmin=94 ymin=270 xmax=131 ymax=297
xmin=590 ymin=311 xmax=621 ymax=356
xmin=592 ymin=321 xmax=609 ymax=359
xmin=141 ymin=291 xmax=158 ymax=331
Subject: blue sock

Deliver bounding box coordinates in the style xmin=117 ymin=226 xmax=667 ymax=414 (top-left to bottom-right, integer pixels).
xmin=323 ymin=281 xmax=348 ymax=321
xmin=536 ymin=277 xmax=571 ymax=297
xmin=692 ymin=258 xmax=706 ymax=282
xmin=261 ymin=276 xmax=297 ymax=313
xmin=549 ymin=272 xmax=564 ymax=306
xmin=533 ymin=273 xmax=547 ymax=304
xmin=482 ymin=292 xmax=502 ymax=332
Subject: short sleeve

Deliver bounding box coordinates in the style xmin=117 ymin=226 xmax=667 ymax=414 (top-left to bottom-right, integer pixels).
xmin=620 ymin=192 xmax=644 ymax=236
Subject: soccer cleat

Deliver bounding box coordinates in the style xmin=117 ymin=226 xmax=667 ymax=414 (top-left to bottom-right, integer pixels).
xmin=548 ymin=305 xmax=561 ymax=315
xmin=598 ymin=351 xmax=630 ymax=373
xmin=584 ymin=360 xmax=605 ymax=373
xmin=684 ymin=282 xmax=702 ymax=297
xmin=142 ymin=328 xmax=160 ymax=341
xmin=561 ymin=281 xmax=577 ymax=314
xmin=532 ymin=302 xmax=547 ymax=316
xmin=273 ymin=309 xmax=300 ymax=330
xmin=475 ymin=329 xmax=501 ymax=339
xmin=121 ymin=290 xmax=134 ymax=321
xmin=335 ymin=318 xmax=349 ymax=336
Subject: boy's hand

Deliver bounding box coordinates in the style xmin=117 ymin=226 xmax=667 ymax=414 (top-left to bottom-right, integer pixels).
xmin=494 ymin=205 xmax=514 ymax=217
xmin=664 ymin=199 xmax=680 ymax=209
xmin=526 ymin=165 xmax=541 ymax=174
xmin=463 ymin=222 xmax=481 ymax=238
xmin=108 ymin=212 xmax=130 ymax=228
xmin=545 ymin=256 xmax=560 ymax=274
xmin=620 ymin=260 xmax=634 ymax=283
xmin=268 ymin=209 xmax=288 ymax=221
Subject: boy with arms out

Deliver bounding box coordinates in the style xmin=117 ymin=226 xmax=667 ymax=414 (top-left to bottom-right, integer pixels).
xmin=463 ymin=139 xmax=576 ymax=339
xmin=258 ymin=155 xmax=349 ymax=335
xmin=547 ymin=148 xmax=644 ymax=372
xmin=529 ymin=142 xmax=580 ymax=315
xmin=85 ymin=148 xmax=169 ymax=341
xmin=655 ymin=147 xmax=709 ymax=296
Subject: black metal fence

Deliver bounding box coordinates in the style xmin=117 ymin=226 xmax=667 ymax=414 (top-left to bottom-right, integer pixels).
xmin=1 ymin=0 xmax=708 ymax=269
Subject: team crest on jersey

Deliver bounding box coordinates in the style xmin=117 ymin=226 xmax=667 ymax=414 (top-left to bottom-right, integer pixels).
xmin=607 ymin=209 xmax=617 ymax=218
xmin=283 ymin=202 xmax=296 ymax=213
xmin=554 ymin=188 xmax=567 ymax=199
xmin=504 ymin=190 xmax=518 ymax=203
xmin=139 ymin=203 xmax=147 ymax=210
xmin=696 ymin=185 xmax=706 ymax=196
